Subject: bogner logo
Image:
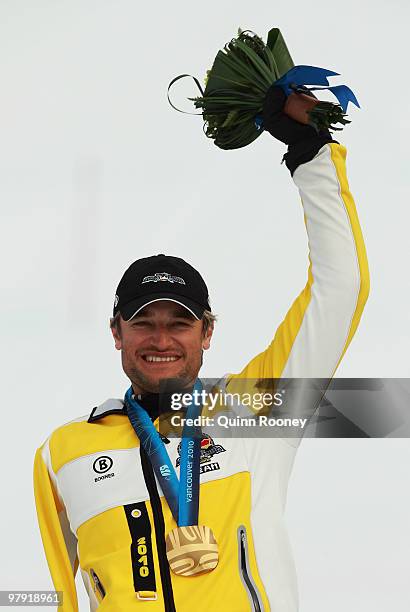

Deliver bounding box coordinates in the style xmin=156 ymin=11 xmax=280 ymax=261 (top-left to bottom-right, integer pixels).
xmin=142 ymin=272 xmax=185 ymax=285
xmin=93 ymin=456 xmax=115 ymax=483
xmin=176 ymin=433 xmax=226 ymax=474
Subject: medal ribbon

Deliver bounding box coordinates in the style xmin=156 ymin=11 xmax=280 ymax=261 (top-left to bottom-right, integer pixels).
xmin=124 ymin=380 xmax=203 ymax=527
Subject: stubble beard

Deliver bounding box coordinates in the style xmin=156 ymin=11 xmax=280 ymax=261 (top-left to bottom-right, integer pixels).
xmin=122 ymin=351 xmax=203 ymax=395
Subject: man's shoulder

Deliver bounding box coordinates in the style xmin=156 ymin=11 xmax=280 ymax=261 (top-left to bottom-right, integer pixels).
xmin=38 ymin=398 xmax=128 ymax=473
xmin=48 ymin=398 xmax=123 ymax=433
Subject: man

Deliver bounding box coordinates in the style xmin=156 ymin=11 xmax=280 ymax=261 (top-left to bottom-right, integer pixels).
xmin=33 ymin=86 xmax=369 ymax=611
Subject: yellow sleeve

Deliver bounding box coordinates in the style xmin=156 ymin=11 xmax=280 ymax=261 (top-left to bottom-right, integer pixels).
xmin=33 ymin=444 xmax=79 ymax=612
xmin=229 ymin=143 xmax=370 ymax=383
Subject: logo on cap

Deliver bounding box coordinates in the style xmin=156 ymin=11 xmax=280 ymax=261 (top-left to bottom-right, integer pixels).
xmin=142 ymin=272 xmax=186 ymax=285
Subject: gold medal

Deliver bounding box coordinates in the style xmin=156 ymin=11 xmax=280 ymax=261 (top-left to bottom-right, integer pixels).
xmin=165 ymin=525 xmax=219 ymax=576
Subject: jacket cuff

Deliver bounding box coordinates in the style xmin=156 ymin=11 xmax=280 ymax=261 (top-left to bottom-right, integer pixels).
xmin=283 ymin=133 xmax=339 ymax=176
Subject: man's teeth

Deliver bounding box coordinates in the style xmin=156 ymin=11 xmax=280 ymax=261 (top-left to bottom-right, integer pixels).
xmin=144 ymin=356 xmax=179 ymax=362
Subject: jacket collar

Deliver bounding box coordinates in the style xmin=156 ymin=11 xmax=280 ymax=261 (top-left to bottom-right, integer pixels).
xmin=88 ymin=399 xmax=127 ymax=422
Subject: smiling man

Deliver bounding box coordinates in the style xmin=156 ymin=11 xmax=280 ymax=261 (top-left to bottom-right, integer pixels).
xmin=33 ymin=86 xmax=369 ymax=612
xmin=110 ymin=255 xmax=215 ymax=396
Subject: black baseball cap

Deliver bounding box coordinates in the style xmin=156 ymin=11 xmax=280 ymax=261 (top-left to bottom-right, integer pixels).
xmin=113 ymin=254 xmax=211 ymax=321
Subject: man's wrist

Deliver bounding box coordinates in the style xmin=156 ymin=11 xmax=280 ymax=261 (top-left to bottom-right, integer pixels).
xmin=261 ymin=85 xmax=339 ymax=175
xmin=283 ymin=133 xmax=338 ymax=176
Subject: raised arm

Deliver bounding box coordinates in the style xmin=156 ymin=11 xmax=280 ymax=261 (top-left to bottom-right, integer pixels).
xmin=229 ymin=87 xmax=370 ymax=382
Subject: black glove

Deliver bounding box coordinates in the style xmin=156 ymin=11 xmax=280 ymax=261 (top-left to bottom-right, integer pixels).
xmin=262 ymin=85 xmax=338 ymax=176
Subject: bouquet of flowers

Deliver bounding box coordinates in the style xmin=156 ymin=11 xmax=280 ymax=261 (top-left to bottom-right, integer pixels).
xmin=168 ymin=27 xmax=360 ymax=150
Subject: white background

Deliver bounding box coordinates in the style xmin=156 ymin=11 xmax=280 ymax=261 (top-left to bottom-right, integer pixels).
xmin=1 ymin=0 xmax=409 ymax=610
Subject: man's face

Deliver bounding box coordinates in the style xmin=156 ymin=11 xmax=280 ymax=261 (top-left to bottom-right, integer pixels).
xmin=111 ymin=301 xmax=213 ymax=394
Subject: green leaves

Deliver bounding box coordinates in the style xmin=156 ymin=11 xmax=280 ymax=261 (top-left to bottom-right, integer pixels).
xmin=232 ymin=39 xmax=276 ymax=85
xmin=266 ymin=28 xmax=294 ymax=78
xmin=178 ymin=27 xmax=350 ymax=150
xmin=308 ymin=102 xmax=351 ymax=132
xmin=192 ymin=29 xmax=286 ymax=150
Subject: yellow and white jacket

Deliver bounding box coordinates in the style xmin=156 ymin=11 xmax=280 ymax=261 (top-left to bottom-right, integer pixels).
xmin=34 ymin=143 xmax=369 ymax=612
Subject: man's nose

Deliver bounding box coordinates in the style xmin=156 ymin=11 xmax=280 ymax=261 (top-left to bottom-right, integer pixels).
xmin=149 ymin=327 xmax=173 ymax=349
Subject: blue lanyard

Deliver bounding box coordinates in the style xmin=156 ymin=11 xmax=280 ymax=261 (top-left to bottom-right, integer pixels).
xmin=124 ymin=380 xmax=203 ymax=527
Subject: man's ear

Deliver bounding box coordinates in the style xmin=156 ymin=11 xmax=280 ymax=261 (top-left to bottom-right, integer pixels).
xmin=110 ymin=322 xmax=122 ymax=350
xmin=202 ymin=324 xmax=214 ymax=351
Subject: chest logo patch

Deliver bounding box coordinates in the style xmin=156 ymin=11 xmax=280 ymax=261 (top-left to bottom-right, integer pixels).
xmin=176 ymin=433 xmax=226 ymax=474
xmin=93 ymin=456 xmax=114 ymax=474
xmin=92 ymin=455 xmax=115 ymax=483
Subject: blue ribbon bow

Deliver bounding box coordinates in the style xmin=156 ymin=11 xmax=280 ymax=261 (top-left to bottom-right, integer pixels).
xmin=275 ymin=65 xmax=360 ymax=113
xmin=255 ymin=64 xmax=360 ymax=130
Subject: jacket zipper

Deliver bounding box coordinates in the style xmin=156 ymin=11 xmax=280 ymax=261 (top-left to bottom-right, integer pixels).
xmin=238 ymin=527 xmax=262 ymax=612
xmin=140 ymin=445 xmax=176 ymax=612
xmin=90 ymin=568 xmax=106 ymax=600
